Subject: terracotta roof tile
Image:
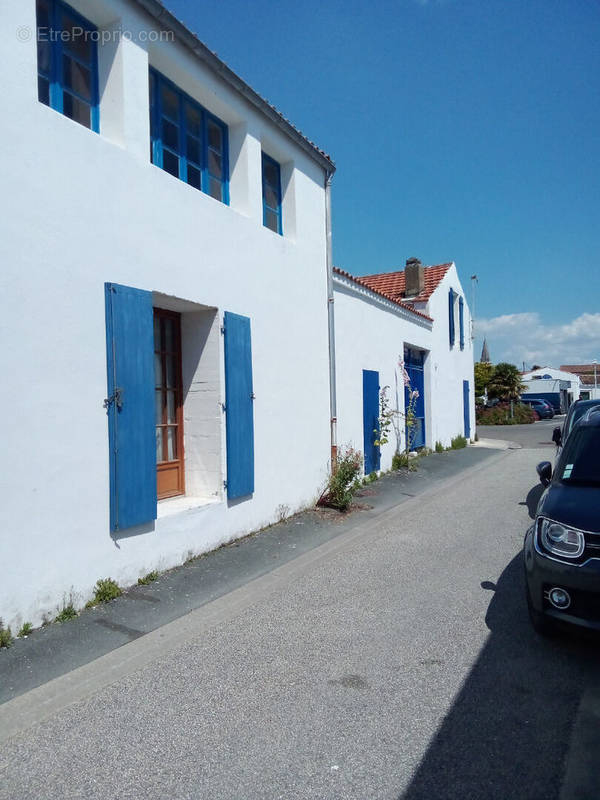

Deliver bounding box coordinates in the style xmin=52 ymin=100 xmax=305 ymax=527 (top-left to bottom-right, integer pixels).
xmin=358 ymin=263 xmax=452 ymax=304
xmin=560 ymin=365 xmax=599 ymax=385
xmin=333 ymin=267 xmax=433 ymax=322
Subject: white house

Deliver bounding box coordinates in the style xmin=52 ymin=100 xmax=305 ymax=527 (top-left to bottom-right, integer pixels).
xmin=522 ymin=367 xmax=581 ymax=411
xmin=0 ymin=0 xmax=335 ymax=629
xmin=333 ymin=259 xmax=475 ymax=472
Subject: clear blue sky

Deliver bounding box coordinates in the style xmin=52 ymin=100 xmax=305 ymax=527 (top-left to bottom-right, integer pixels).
xmin=164 ymin=0 xmax=600 ymax=366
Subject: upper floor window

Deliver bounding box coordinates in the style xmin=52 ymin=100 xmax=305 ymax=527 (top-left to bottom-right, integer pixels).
xmin=149 ymin=69 xmax=229 ymax=205
xmin=36 ymin=0 xmax=99 ymax=132
xmin=262 ymin=153 xmax=282 ymax=234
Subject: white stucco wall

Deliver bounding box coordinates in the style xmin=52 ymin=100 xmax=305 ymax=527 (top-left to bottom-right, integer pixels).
xmin=425 ymin=265 xmax=476 ymax=447
xmin=333 ymin=277 xmax=433 ymax=471
xmin=0 ymin=0 xmax=331 ymax=629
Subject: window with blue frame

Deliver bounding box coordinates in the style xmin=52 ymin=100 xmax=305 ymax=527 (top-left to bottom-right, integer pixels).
xmin=36 ymin=0 xmax=99 ymax=132
xmin=262 ymin=153 xmax=282 ymax=234
xmin=149 ymin=69 xmax=229 ymax=204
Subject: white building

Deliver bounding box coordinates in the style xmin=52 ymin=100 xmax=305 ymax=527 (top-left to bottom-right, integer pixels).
xmin=0 ymin=0 xmax=335 ymax=629
xmin=333 ymin=259 xmax=475 ymax=471
xmin=522 ymin=367 xmax=581 ymax=411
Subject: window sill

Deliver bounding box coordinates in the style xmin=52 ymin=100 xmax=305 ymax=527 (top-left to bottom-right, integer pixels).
xmin=157 ymin=494 xmax=221 ymax=519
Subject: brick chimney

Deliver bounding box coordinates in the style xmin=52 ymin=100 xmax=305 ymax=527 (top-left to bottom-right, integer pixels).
xmin=404 ymin=257 xmax=424 ymax=297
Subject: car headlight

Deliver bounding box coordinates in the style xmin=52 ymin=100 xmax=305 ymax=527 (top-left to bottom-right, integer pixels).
xmin=538 ymin=517 xmax=585 ymax=559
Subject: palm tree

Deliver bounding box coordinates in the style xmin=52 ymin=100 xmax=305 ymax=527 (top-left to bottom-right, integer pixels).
xmin=488 ymin=362 xmax=525 ymax=401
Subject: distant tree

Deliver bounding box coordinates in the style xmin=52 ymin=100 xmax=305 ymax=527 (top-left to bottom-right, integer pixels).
xmin=488 ymin=362 xmax=525 ymax=401
xmin=531 ymin=364 xmax=542 ymax=371
xmin=474 ymin=362 xmax=495 ymax=397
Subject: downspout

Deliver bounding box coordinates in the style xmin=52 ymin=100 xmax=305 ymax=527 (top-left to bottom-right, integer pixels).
xmin=325 ymin=169 xmax=337 ymax=471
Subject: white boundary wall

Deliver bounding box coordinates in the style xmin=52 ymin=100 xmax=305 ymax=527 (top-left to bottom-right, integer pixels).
xmin=0 ymin=0 xmax=331 ymax=629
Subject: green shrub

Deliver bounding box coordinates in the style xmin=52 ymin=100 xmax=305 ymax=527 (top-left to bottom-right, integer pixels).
xmin=319 ymin=447 xmax=362 ymax=511
xmin=0 ymin=620 xmax=13 ymax=649
xmin=392 ymin=452 xmax=417 ymax=471
xmin=367 ymin=471 xmax=378 ymax=484
xmin=86 ymin=577 xmax=122 ymax=608
xmin=451 ymin=435 xmax=468 ymax=449
xmin=476 ymin=402 xmax=535 ymax=426
xmin=435 ymin=441 xmax=444 ymax=453
xmin=55 ymin=605 xmax=77 ymax=623
xmin=18 ymin=622 xmax=33 ymax=638
xmin=138 ymin=571 xmax=159 ymax=586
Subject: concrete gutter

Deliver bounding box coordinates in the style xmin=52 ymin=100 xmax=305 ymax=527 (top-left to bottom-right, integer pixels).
xmin=132 ymin=0 xmax=335 ymax=174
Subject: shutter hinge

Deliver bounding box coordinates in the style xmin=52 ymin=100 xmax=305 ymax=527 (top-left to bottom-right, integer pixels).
xmin=221 ymin=403 xmax=226 ymax=412
xmin=220 ymin=322 xmax=226 ymax=334
xmin=223 ymin=480 xmax=228 ymax=490
xmin=103 ymin=387 xmax=123 ymax=410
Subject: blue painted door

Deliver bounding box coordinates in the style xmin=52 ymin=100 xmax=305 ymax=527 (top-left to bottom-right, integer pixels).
xmin=224 ymin=312 xmax=254 ymax=499
xmin=463 ymin=380 xmax=471 ymax=439
xmin=105 ymin=283 xmax=156 ymax=532
xmin=363 ymin=369 xmax=380 ymax=474
xmin=404 ymin=349 xmax=426 ymax=449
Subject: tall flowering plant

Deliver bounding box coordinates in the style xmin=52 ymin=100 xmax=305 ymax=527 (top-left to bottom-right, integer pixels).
xmin=399 ymin=358 xmax=419 ymax=460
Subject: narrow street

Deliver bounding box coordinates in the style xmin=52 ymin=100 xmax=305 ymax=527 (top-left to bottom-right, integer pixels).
xmin=0 ymin=424 xmax=595 ymax=799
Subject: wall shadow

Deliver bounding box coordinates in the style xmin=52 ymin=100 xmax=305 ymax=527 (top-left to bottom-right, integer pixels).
xmin=400 ymin=553 xmax=594 ymax=800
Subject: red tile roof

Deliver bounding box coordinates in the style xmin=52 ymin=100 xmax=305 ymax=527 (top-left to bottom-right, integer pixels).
xmin=560 ymin=365 xmax=599 ymax=385
xmin=358 ymin=263 xmax=452 ymax=304
xmin=333 ymin=267 xmax=433 ymax=321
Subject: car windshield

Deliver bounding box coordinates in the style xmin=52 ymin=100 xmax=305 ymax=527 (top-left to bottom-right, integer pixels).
xmin=567 ymin=404 xmax=600 ymax=436
xmin=558 ymin=427 xmax=600 ymax=485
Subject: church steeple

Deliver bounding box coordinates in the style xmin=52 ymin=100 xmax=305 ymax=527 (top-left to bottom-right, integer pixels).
xmin=480 ymin=338 xmax=490 ymax=363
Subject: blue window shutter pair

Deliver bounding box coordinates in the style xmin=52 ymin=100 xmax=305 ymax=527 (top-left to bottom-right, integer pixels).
xmin=223 ymin=312 xmax=255 ymax=499
xmin=105 ymin=288 xmax=254 ymax=527
xmin=448 ymin=288 xmax=455 ymax=348
xmin=105 ymin=284 xmax=156 ymax=532
xmin=459 ymin=296 xmax=465 ymax=350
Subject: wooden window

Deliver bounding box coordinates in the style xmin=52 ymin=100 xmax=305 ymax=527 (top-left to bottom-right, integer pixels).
xmin=262 ymin=153 xmax=282 ymax=234
xmin=36 ymin=0 xmax=100 ymax=132
xmin=149 ymin=68 xmax=229 ymax=204
xmin=154 ymin=308 xmax=185 ymax=499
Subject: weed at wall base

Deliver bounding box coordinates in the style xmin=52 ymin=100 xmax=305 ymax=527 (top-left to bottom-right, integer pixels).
xmin=0 ymin=620 xmax=13 ymax=648
xmin=138 ymin=571 xmax=159 ymax=586
xmin=86 ymin=578 xmax=122 ymax=608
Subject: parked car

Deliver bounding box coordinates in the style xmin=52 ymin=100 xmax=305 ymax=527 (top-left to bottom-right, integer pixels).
xmin=521 ymin=398 xmax=555 ymax=419
xmin=524 ymin=406 xmax=600 ymax=635
xmin=552 ymin=398 xmax=600 ymax=456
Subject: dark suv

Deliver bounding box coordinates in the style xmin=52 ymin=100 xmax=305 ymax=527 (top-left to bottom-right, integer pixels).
xmin=552 ymin=398 xmax=600 ymax=456
xmin=521 ymin=398 xmax=555 ymax=419
xmin=524 ymin=407 xmax=600 ymax=635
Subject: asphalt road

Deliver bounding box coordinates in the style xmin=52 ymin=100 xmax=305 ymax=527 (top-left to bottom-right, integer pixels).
xmin=0 ymin=443 xmax=595 ymax=800
xmin=478 ymin=416 xmax=562 ymax=449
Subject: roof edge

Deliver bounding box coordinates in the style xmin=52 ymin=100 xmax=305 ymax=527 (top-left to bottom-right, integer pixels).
xmin=132 ymin=0 xmax=335 ymax=174
xmin=333 ymin=267 xmax=433 ymax=323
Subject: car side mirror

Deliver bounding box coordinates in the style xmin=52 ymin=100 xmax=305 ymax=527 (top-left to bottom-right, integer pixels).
xmin=537 ymin=461 xmax=552 ymax=487
xmin=552 ymin=426 xmax=562 ymax=447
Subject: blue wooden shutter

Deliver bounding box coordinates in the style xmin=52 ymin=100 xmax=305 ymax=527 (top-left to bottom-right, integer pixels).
xmin=449 ymin=288 xmax=455 ymax=348
xmin=105 ymin=283 xmax=156 ymax=532
xmin=224 ymin=312 xmax=255 ymax=499
xmin=459 ymin=296 xmax=465 ymax=350
xmin=363 ymin=369 xmax=381 ymax=474
xmin=463 ymin=380 xmax=471 ymax=439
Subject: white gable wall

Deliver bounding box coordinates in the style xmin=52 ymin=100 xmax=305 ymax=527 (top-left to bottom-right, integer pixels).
xmin=426 ymin=264 xmax=476 ymax=447
xmin=0 ymin=0 xmax=331 ymax=629
xmin=333 ymin=278 xmax=433 ymax=471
